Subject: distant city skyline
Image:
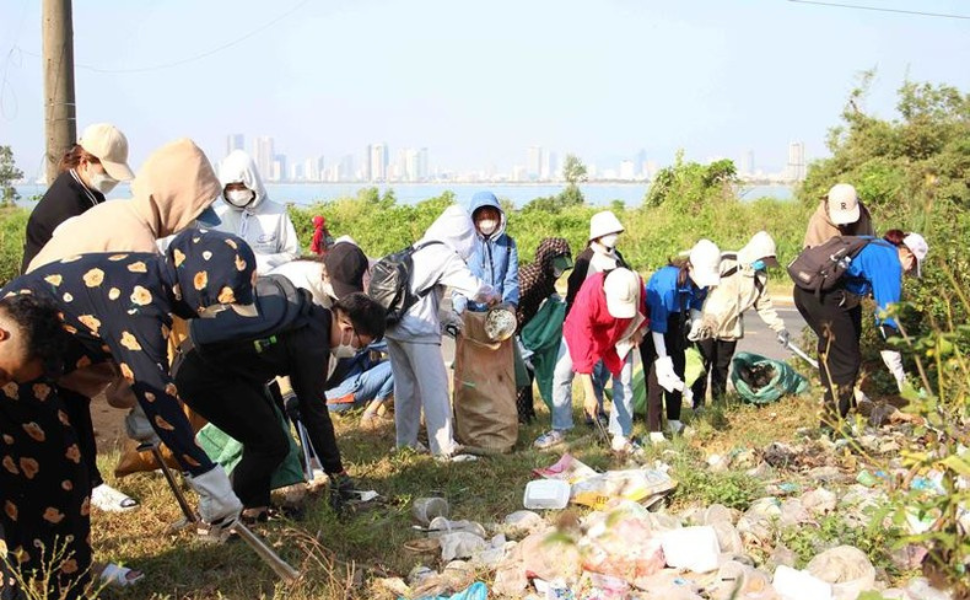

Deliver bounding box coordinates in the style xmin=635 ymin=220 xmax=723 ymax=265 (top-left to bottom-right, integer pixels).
xmin=2 ymin=1 xmax=967 ymax=182
xmin=212 ymin=134 xmax=806 ymax=185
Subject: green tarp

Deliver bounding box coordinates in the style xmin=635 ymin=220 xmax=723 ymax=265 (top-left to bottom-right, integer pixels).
xmin=519 ymin=298 xmax=566 ymax=409
xmin=730 ymin=351 xmax=810 ymax=405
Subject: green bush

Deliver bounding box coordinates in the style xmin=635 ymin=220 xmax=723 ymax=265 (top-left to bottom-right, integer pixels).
xmin=0 ymin=207 xmax=27 ymax=285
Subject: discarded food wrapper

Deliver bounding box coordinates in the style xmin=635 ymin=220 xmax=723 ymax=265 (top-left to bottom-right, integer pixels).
xmin=570 ymin=468 xmax=676 ymax=510
xmin=533 ymin=454 xmax=599 ymax=484
xmin=524 ymin=480 xmax=571 ymax=510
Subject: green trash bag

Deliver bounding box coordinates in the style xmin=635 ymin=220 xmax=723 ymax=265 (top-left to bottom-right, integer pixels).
xmin=196 ymin=403 xmax=305 ymax=490
xmin=520 ymin=298 xmax=566 ymax=409
xmin=730 ymin=351 xmax=810 ymax=405
xmin=608 ymin=346 xmax=705 ymax=413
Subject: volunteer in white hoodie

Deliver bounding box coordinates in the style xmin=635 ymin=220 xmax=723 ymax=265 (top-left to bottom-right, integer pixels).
xmin=386 ymin=205 xmax=500 ymax=459
xmin=689 ymin=231 xmax=790 ymax=407
xmin=215 ymin=150 xmax=300 ymax=273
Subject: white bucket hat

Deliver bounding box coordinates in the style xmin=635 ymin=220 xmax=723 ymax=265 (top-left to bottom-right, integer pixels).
xmin=589 ymin=210 xmax=624 ymax=241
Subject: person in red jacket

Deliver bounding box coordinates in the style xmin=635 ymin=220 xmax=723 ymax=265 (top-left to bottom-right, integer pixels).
xmin=534 ymin=268 xmax=647 ymax=453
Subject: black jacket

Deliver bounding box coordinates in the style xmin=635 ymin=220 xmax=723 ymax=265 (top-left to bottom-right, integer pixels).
xmin=565 ymin=245 xmax=629 ymax=315
xmin=22 ymin=171 xmax=105 ymax=272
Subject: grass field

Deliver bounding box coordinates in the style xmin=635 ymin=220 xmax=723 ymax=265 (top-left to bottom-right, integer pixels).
xmin=88 ymin=389 xmax=825 ymax=600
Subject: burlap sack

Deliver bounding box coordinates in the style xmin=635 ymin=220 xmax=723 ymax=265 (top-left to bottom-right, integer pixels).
xmin=453 ymin=311 xmax=518 ymax=454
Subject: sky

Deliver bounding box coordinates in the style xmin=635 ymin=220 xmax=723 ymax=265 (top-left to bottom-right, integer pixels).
xmin=1 ymin=0 xmax=968 ymax=180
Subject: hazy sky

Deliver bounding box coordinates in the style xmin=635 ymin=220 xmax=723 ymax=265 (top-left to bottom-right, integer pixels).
xmin=1 ymin=0 xmax=968 ymax=180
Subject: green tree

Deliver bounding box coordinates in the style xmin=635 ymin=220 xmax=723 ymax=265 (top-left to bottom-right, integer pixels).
xmin=562 ymin=154 xmax=587 ymax=185
xmin=643 ymin=150 xmax=738 ymax=209
xmin=0 ymin=146 xmax=24 ymax=208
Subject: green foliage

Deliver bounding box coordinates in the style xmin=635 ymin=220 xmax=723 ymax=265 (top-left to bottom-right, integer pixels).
xmin=0 ymin=146 xmax=24 ymax=208
xmin=562 ymin=153 xmax=587 ymax=185
xmin=778 ymin=512 xmax=902 ymax=573
xmin=0 ymin=207 xmax=27 ymax=283
xmin=643 ymin=150 xmax=739 ymax=210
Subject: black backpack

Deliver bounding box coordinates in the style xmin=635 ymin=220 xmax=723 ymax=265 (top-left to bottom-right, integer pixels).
xmin=787 ymin=236 xmax=873 ymax=296
xmin=367 ymin=240 xmax=444 ymax=324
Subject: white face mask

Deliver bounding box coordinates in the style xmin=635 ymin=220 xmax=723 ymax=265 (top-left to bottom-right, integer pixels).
xmin=225 ymin=188 xmax=255 ymax=208
xmin=331 ymin=327 xmax=360 ymax=358
xmin=87 ymin=166 xmax=118 ymax=195
xmin=598 ymin=233 xmax=619 ymax=249
xmin=478 ymin=219 xmax=498 ymax=236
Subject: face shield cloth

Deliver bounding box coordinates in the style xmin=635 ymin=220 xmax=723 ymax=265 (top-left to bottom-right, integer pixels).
xmin=164 ymin=229 xmax=257 ymax=318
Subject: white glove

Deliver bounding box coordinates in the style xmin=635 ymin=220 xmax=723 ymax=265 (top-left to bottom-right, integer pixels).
xmin=880 ymin=350 xmax=907 ymax=392
xmin=186 ymin=466 xmax=242 ymax=530
xmin=687 ymin=318 xmax=710 ymax=342
xmin=124 ymin=405 xmax=160 ymax=444
xmin=655 ymin=356 xmax=685 ymax=393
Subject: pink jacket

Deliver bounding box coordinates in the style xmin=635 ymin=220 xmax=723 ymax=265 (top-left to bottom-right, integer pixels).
xmin=563 ymin=272 xmax=648 ymax=376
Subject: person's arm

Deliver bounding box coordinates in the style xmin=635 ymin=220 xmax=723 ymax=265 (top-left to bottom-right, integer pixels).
xmin=437 ymin=250 xmax=497 ymax=303
xmin=286 ymin=331 xmax=344 ymax=476
xmin=260 ymin=213 xmax=301 ymax=270
xmin=565 ymin=251 xmax=590 ymax=310
xmin=646 ymin=283 xmax=672 ymax=334
xmin=502 ymin=239 xmax=520 ymax=307
xmin=106 ymin=322 xmax=215 ymax=476
xmin=866 ymin=249 xmax=904 ymax=330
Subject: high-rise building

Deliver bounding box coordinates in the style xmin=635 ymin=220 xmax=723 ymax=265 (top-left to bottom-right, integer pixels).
xmin=316 ymin=155 xmax=325 ymax=180
xmin=404 ymin=149 xmax=419 ymax=182
xmin=527 ymin=146 xmax=543 ymax=180
xmin=290 ymin=163 xmax=304 ymax=182
xmin=542 ymin=151 xmax=559 ymax=180
xmin=417 ymin=147 xmax=429 ymax=181
xmin=272 ymin=154 xmax=287 ymax=182
xmin=786 ymin=142 xmax=806 ymax=181
xmin=303 ymin=158 xmax=317 ymax=182
xmin=339 ymin=154 xmax=355 ymax=182
xmin=253 ymin=136 xmax=275 ymax=179
xmin=369 ymin=143 xmax=388 ymax=182
xmin=740 ymin=150 xmax=755 ymax=176
xmin=226 ymin=134 xmax=245 ymax=158
xmin=619 ymin=160 xmax=636 ymax=181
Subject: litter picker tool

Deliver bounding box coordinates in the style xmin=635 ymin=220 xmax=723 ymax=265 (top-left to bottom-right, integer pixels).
xmin=785 ymin=340 xmax=819 ymax=370
xmin=138 ymin=442 xmax=302 ymax=584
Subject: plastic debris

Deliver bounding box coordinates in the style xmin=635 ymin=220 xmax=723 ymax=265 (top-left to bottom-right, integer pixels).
xmin=772 ymin=565 xmax=833 ymax=600
xmin=805 ymin=546 xmax=876 ymax=600
xmin=661 ymin=526 xmax=722 ymax=573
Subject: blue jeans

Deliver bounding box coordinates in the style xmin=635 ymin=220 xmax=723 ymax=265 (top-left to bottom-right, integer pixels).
xmin=326 ymin=361 xmax=394 ymax=412
xmin=550 ymin=339 xmax=634 ymax=437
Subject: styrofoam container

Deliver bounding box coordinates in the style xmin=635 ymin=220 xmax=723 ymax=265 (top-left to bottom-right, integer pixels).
xmin=523 ymin=480 xmax=571 ymax=510
xmin=773 ymin=565 xmax=833 ymax=600
xmin=661 ymin=525 xmax=721 ymax=573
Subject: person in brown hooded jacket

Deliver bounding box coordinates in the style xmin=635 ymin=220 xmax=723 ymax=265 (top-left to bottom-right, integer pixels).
xmin=803 ymin=183 xmax=875 ymax=248
xmin=25 ymin=139 xmax=223 ymax=516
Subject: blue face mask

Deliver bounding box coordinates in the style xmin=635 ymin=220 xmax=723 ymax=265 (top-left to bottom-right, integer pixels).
xmin=751 ymin=260 xmax=767 ymax=271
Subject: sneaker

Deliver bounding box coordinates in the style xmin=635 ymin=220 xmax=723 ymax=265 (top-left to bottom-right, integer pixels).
xmin=611 ymin=435 xmax=645 ymax=458
xmin=649 ymin=431 xmax=667 ymax=445
xmin=533 ymin=429 xmax=566 ymax=449
xmin=91 ymin=484 xmax=138 ymax=512
xmin=667 ymin=420 xmax=685 ymax=435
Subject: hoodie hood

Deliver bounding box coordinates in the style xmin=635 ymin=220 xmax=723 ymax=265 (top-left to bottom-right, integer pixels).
xmin=163 ymin=229 xmax=257 ymax=318
xmin=129 ymin=139 xmax=223 ymax=238
xmin=469 ymin=191 xmax=507 ymax=239
xmin=218 ymin=150 xmax=269 ymax=212
xmin=516 ymin=237 xmax=572 ymax=329
xmin=737 ymin=231 xmax=778 ymax=267
xmin=420 ymin=205 xmax=477 ymax=261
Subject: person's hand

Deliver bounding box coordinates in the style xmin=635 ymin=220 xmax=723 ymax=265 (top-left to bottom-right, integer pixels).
xmin=776 ymin=330 xmax=791 ymax=347
xmin=580 ymin=374 xmax=598 ymax=421
xmin=880 ymin=350 xmax=907 ymax=392
xmin=631 ymin=328 xmax=645 ymax=346
xmin=655 ymin=356 xmax=685 ymax=393
xmin=687 ymin=318 xmax=710 ymax=342
xmin=187 ymin=466 xmax=242 ymax=533
xmin=328 ymin=472 xmax=358 ymax=513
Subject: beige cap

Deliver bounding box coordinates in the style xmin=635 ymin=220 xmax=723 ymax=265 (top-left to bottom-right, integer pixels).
xmin=603 ymin=268 xmax=640 ymax=319
xmin=826 ymin=183 xmax=860 ymax=226
xmin=78 ymin=123 xmax=135 ymax=181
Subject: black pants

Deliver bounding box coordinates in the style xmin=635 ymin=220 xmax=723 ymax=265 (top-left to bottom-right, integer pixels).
xmin=1 ymin=380 xmax=92 ymax=600
xmin=516 ymin=367 xmax=537 ymax=424
xmin=639 ymin=312 xmax=687 ymax=432
xmin=175 ymin=351 xmax=290 ymax=509
xmin=794 ymin=286 xmax=862 ymax=419
xmin=691 ymin=338 xmax=738 ymax=407
xmin=58 ymin=386 xmax=103 ymax=488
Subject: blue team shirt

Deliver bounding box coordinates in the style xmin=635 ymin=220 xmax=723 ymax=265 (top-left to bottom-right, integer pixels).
xmin=646 ymin=265 xmax=707 ymax=333
xmin=844 ymin=239 xmax=903 ymax=329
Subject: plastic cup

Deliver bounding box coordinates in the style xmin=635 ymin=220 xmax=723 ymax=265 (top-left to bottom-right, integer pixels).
xmin=412 ymin=497 xmax=449 ymax=526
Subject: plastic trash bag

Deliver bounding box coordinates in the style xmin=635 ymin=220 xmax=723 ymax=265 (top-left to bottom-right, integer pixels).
xmin=730 ymin=352 xmax=810 ymax=405
xmin=805 ymin=546 xmax=876 ymax=600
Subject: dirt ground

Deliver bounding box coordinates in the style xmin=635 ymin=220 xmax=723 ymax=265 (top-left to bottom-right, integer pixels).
xmin=90 ymin=393 xmax=128 ymax=452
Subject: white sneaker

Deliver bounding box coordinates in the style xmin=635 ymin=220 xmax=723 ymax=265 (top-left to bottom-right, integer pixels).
xmin=649 ymin=432 xmax=667 ymax=445
xmin=91 ymin=483 xmax=138 ymax=512
xmin=611 ymin=435 xmax=630 ymax=452
xmin=668 ymin=420 xmax=685 ymax=435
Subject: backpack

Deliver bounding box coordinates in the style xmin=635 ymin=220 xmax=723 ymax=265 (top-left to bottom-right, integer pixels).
xmin=787 ymin=236 xmax=873 ymax=296
xmin=368 ymin=241 xmax=444 ymax=324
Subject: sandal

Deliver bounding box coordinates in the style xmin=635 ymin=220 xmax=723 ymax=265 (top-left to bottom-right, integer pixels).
xmin=99 ymin=563 xmax=144 ymax=587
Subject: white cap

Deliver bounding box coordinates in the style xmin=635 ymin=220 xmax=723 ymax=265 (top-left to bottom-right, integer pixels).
xmin=689 ymin=239 xmax=721 ymax=288
xmin=603 ymin=268 xmax=640 ymax=319
xmin=589 ymin=210 xmax=624 ymax=241
xmin=826 ymin=183 xmax=861 ymax=226
xmin=78 ymin=123 xmax=135 ymax=181
xmin=902 ymin=233 xmax=929 ymax=278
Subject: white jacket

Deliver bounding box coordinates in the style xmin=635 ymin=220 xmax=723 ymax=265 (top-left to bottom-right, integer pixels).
xmin=214 ymin=150 xmax=300 ymax=273
xmin=269 ymin=260 xmax=333 ymax=308
xmin=700 ymin=252 xmax=785 ymax=341
xmin=387 ymin=205 xmax=494 ymax=344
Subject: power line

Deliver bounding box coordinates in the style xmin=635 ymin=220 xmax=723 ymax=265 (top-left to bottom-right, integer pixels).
xmin=788 ymin=0 xmax=970 ymax=20
xmin=22 ymin=0 xmax=312 ymax=74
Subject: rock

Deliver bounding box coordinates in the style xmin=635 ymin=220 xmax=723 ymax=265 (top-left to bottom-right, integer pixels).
xmin=764 ymin=442 xmax=797 ymax=468
xmin=708 ymin=453 xmax=730 ymax=472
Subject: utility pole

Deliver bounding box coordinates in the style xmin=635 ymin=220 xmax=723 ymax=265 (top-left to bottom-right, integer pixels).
xmin=42 ymin=0 xmax=76 ymax=184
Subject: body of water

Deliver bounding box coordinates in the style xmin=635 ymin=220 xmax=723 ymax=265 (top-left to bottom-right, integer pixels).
xmin=14 ymin=182 xmax=793 ymax=208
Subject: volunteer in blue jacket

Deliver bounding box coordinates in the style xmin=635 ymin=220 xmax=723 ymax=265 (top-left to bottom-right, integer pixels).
xmin=794 ymin=229 xmax=928 ymax=425
xmin=640 ymin=240 xmax=721 ymax=444
xmin=454 ymin=191 xmax=519 ymax=313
